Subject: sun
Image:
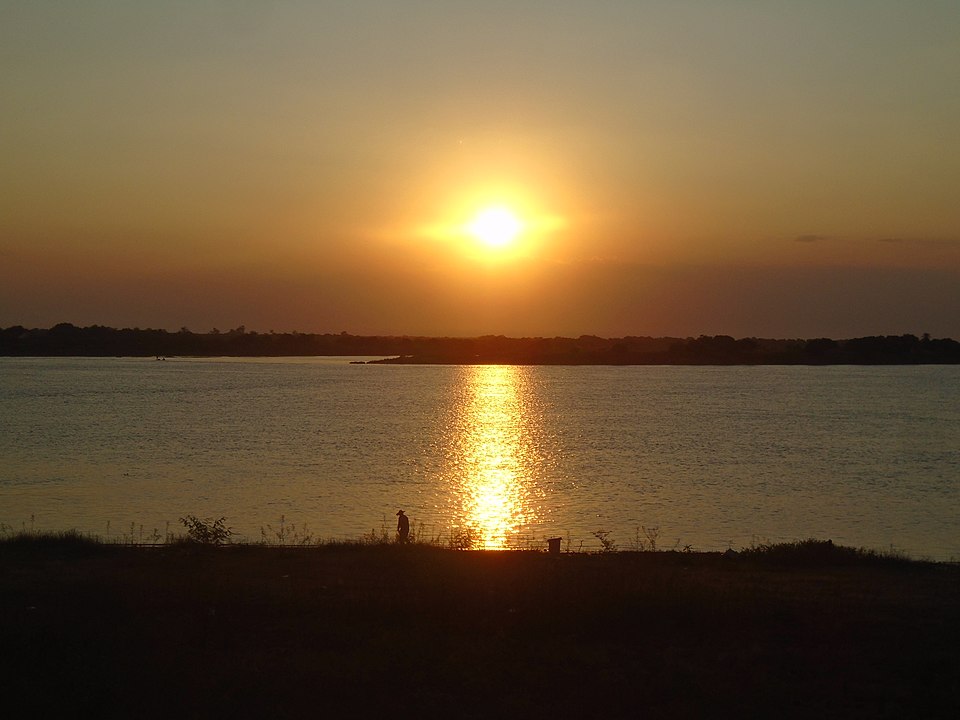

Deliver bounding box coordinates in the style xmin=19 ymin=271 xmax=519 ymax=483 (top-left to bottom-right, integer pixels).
xmin=467 ymin=207 xmax=523 ymax=248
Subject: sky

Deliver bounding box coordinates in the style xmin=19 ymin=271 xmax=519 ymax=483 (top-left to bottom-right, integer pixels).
xmin=2 ymin=1 xmax=959 ymax=338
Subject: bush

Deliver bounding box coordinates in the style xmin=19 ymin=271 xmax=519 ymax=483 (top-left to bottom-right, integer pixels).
xmin=741 ymin=538 xmax=912 ymax=566
xmin=178 ymin=516 xmax=233 ymax=546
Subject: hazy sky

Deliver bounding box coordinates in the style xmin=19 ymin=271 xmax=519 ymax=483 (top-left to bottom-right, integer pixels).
xmin=2 ymin=1 xmax=959 ymax=338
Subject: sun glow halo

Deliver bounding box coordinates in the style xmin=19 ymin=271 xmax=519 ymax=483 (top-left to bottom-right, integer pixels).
xmin=467 ymin=207 xmax=522 ymax=249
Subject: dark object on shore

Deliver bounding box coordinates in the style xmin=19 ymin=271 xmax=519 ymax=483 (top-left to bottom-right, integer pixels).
xmin=396 ymin=509 xmax=409 ymax=543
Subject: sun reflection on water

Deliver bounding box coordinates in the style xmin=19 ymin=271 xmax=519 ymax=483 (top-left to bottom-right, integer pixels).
xmin=444 ymin=365 xmax=542 ymax=549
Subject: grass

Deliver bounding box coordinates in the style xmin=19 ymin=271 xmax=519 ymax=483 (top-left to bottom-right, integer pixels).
xmin=740 ymin=538 xmax=917 ymax=566
xmin=0 ymin=528 xmax=103 ymax=552
xmin=1 ymin=532 xmax=957 ymax=718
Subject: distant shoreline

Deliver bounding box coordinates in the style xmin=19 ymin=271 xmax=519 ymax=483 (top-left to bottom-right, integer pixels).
xmin=2 ymin=324 xmax=959 ymax=364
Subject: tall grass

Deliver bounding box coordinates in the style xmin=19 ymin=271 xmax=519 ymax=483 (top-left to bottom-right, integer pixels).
xmin=0 ymin=528 xmax=103 ymax=554
xmin=741 ymin=538 xmax=920 ymax=566
xmin=0 ymin=517 xmax=937 ymax=562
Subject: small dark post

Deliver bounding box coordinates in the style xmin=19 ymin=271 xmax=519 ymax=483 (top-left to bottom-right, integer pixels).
xmin=547 ymin=537 xmax=562 ymax=555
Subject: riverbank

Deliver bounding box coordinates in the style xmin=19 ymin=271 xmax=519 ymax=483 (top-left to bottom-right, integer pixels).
xmin=2 ymin=538 xmax=957 ymax=718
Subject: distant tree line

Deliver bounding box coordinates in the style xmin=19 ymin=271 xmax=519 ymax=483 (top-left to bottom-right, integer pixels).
xmin=1 ymin=323 xmax=958 ymax=364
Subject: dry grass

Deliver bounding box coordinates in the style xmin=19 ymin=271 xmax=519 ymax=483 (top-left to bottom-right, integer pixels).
xmin=1 ymin=535 xmax=957 ymax=718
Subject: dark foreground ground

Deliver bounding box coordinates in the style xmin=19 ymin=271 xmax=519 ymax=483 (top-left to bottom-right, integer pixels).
xmin=2 ymin=539 xmax=958 ymax=719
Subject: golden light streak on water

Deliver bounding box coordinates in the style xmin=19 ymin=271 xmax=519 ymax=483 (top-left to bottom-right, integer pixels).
xmin=445 ymin=365 xmax=540 ymax=549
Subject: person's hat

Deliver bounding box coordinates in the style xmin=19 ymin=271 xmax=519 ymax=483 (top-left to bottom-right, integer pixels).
xmin=396 ymin=509 xmax=404 ymax=515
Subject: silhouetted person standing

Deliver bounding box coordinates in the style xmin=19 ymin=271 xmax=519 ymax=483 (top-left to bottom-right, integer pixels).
xmin=396 ymin=509 xmax=409 ymax=543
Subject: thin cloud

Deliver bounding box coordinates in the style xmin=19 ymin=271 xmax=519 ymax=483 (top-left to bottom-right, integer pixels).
xmin=876 ymin=236 xmax=960 ymax=246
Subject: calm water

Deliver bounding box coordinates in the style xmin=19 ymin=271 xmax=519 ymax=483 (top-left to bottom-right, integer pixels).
xmin=1 ymin=357 xmax=958 ymax=559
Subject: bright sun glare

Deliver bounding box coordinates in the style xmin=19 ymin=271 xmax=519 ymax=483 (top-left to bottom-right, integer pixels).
xmin=467 ymin=207 xmax=522 ymax=248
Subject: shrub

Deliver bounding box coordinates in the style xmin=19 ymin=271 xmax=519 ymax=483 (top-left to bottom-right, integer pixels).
xmin=592 ymin=529 xmax=617 ymax=553
xmin=178 ymin=516 xmax=233 ymax=545
xmin=741 ymin=538 xmax=912 ymax=566
xmin=448 ymin=526 xmax=480 ymax=550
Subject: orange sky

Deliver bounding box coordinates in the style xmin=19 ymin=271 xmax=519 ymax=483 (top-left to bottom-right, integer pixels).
xmin=2 ymin=2 xmax=959 ymax=337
